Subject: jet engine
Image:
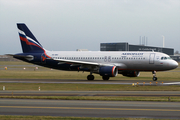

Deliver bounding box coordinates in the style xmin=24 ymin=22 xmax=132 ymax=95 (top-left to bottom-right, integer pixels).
xmin=122 ymin=71 xmax=140 ymax=77
xmin=99 ymin=66 xmax=118 ymax=77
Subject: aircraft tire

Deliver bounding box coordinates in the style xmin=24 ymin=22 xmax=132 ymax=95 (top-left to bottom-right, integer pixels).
xmin=87 ymin=75 xmax=94 ymax=80
xmin=153 ymin=77 xmax=157 ymax=81
xmin=102 ymin=76 xmax=110 ymax=80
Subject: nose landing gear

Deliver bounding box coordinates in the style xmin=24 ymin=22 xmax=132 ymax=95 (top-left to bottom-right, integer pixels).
xmin=152 ymin=71 xmax=157 ymax=81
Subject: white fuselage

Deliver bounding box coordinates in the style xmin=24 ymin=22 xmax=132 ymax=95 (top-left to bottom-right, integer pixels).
xmin=47 ymin=51 xmax=178 ymax=71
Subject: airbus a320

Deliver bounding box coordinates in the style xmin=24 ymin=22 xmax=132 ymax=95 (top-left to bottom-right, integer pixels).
xmin=8 ymin=23 xmax=178 ymax=81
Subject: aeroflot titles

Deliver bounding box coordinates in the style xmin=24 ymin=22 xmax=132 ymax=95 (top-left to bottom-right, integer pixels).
xmin=122 ymin=53 xmax=143 ymax=55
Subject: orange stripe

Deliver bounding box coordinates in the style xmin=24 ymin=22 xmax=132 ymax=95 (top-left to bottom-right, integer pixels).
xmin=112 ymin=66 xmax=115 ymax=77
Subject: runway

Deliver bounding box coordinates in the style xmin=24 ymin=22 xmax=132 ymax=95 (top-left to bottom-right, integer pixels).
xmin=0 ymin=99 xmax=179 ymax=118
xmin=0 ymin=78 xmax=180 ymax=85
xmin=0 ymin=91 xmax=180 ymax=96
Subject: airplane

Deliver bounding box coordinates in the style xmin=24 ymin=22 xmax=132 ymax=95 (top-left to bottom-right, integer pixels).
xmin=8 ymin=23 xmax=178 ymax=81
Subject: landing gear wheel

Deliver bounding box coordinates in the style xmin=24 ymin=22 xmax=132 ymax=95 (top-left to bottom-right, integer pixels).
xmin=153 ymin=77 xmax=157 ymax=81
xmin=152 ymin=71 xmax=157 ymax=81
xmin=87 ymin=75 xmax=94 ymax=80
xmin=102 ymin=76 xmax=110 ymax=80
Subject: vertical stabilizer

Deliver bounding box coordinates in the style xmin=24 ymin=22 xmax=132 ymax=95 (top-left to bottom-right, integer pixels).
xmin=17 ymin=23 xmax=44 ymax=53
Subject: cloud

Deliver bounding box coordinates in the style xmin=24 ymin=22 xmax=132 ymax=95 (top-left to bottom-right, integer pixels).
xmin=0 ymin=0 xmax=179 ymax=54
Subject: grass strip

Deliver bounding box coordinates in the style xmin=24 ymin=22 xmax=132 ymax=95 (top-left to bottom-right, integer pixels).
xmin=0 ymin=83 xmax=180 ymax=91
xmin=0 ymin=115 xmax=179 ymax=120
xmin=0 ymin=96 xmax=179 ymax=102
xmin=1 ymin=69 xmax=180 ymax=80
xmin=0 ymin=61 xmax=180 ymax=80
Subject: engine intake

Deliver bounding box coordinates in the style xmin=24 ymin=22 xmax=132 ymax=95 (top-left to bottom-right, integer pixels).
xmin=99 ymin=66 xmax=118 ymax=77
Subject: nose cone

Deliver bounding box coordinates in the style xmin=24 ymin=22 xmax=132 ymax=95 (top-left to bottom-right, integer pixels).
xmin=171 ymin=60 xmax=178 ymax=69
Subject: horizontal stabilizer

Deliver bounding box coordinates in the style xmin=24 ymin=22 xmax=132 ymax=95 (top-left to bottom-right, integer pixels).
xmin=6 ymin=54 xmax=34 ymax=61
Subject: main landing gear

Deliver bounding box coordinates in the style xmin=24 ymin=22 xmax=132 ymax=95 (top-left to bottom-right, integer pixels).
xmin=87 ymin=71 xmax=110 ymax=80
xmin=152 ymin=71 xmax=157 ymax=81
xmin=102 ymin=75 xmax=109 ymax=80
xmin=87 ymin=75 xmax=110 ymax=80
xmin=87 ymin=75 xmax=94 ymax=80
xmin=87 ymin=71 xmax=94 ymax=80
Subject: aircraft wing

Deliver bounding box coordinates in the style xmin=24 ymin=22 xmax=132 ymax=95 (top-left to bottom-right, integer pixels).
xmin=53 ymin=58 xmax=108 ymax=66
xmin=53 ymin=58 xmax=126 ymax=68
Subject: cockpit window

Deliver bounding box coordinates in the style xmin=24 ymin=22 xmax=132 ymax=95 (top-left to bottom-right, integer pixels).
xmin=167 ymin=57 xmax=171 ymax=59
xmin=161 ymin=57 xmax=172 ymax=60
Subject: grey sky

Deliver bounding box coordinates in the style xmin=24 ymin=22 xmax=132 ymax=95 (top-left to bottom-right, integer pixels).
xmin=0 ymin=0 xmax=180 ymax=55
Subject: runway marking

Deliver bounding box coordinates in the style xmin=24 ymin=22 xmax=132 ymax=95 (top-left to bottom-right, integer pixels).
xmin=0 ymin=106 xmax=180 ymax=112
xmin=0 ymin=93 xmax=179 ymax=96
xmin=163 ymin=82 xmax=180 ymax=85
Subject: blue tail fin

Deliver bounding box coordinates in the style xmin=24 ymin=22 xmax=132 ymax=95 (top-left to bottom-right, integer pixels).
xmin=17 ymin=23 xmax=44 ymax=53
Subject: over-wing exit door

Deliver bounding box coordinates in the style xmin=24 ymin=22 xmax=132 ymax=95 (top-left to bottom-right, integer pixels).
xmin=149 ymin=53 xmax=155 ymax=64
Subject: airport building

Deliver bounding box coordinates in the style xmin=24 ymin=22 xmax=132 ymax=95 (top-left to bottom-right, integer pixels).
xmin=100 ymin=42 xmax=174 ymax=55
xmin=171 ymin=55 xmax=180 ymax=62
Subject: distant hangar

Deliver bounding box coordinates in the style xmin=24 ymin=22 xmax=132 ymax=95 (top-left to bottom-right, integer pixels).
xmin=100 ymin=42 xmax=174 ymax=55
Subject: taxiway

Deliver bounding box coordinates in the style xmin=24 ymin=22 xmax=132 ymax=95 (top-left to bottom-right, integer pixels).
xmin=0 ymin=78 xmax=180 ymax=85
xmin=0 ymin=99 xmax=179 ymax=118
xmin=0 ymin=91 xmax=180 ymax=96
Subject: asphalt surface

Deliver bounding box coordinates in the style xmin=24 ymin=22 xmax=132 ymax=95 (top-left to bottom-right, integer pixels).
xmin=0 ymin=78 xmax=180 ymax=118
xmin=0 ymin=99 xmax=180 ymax=118
xmin=0 ymin=91 xmax=180 ymax=96
xmin=0 ymin=78 xmax=180 ymax=85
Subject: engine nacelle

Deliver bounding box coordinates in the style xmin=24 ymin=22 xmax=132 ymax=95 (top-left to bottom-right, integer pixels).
xmin=99 ymin=66 xmax=118 ymax=77
xmin=122 ymin=71 xmax=140 ymax=77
